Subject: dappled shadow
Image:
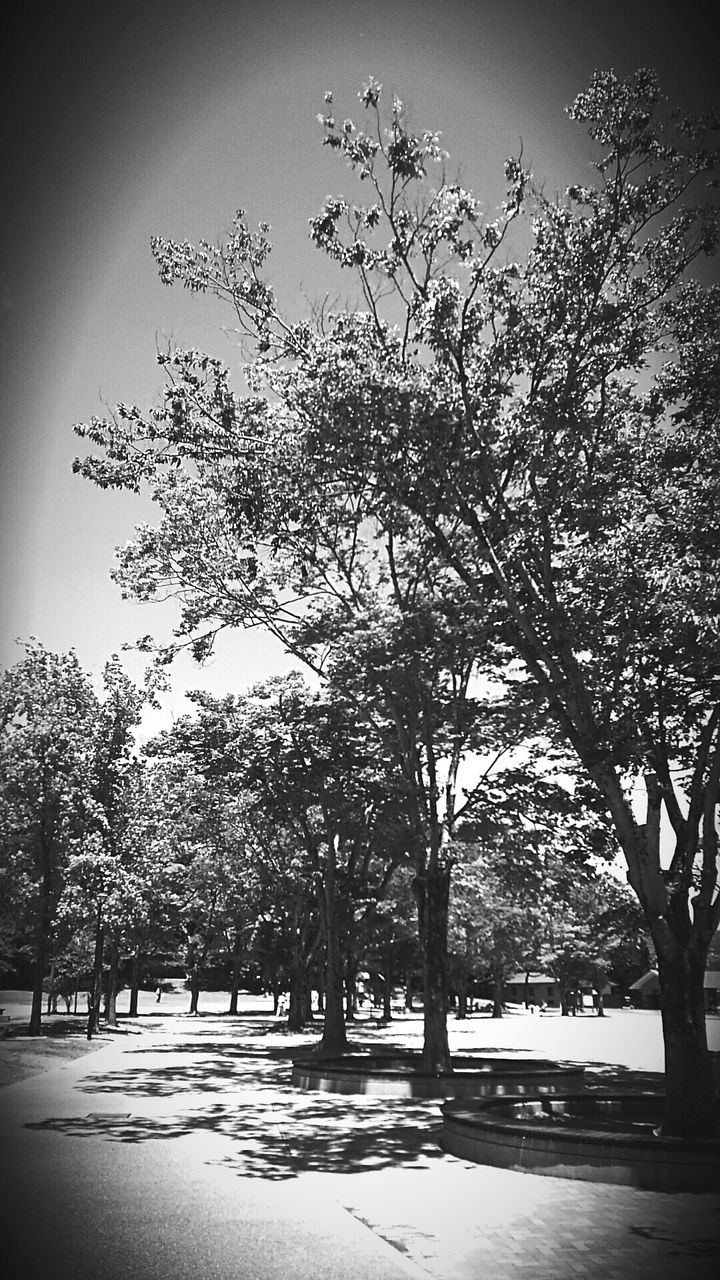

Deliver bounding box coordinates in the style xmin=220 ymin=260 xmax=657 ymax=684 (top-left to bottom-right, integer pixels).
xmin=24 ymin=1019 xmax=446 ymax=1178
xmin=26 ymin=1090 xmax=443 ymax=1180
xmin=2 ymin=1016 xmax=92 ymax=1041
xmin=581 ymin=1062 xmax=665 ymax=1093
xmin=76 ymin=1048 xmax=294 ymax=1096
xmin=21 ymin=1018 xmax=669 ymax=1183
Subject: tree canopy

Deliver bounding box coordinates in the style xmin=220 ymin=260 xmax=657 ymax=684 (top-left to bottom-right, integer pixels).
xmin=72 ymin=69 xmax=720 ymax=1134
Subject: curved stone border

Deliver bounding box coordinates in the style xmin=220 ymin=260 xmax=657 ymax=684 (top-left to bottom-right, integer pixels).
xmin=291 ymin=1053 xmax=586 ymax=1099
xmin=441 ymin=1093 xmax=720 ymax=1192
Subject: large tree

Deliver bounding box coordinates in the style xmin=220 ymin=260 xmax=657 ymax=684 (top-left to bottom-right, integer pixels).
xmin=73 ymin=68 xmax=720 ymax=1130
xmin=304 ymin=70 xmax=720 ymax=1136
xmin=74 ymin=311 xmax=520 ymax=1072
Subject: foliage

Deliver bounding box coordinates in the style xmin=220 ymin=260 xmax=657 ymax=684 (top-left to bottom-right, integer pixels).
xmin=71 ymin=68 xmax=720 ymax=1128
xmin=305 ymin=69 xmax=720 ymax=1133
xmin=0 ymin=641 xmax=100 ymax=1031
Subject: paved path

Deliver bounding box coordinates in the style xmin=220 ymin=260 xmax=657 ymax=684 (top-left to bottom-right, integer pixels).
xmin=1 ymin=1011 xmax=719 ymax=1279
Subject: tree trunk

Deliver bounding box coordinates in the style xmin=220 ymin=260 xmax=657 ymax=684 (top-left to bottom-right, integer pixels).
xmin=656 ymin=941 xmax=719 ymax=1137
xmin=455 ymin=967 xmax=468 ymax=1020
xmin=319 ymin=836 xmax=349 ymax=1054
xmin=46 ymin=960 xmax=56 ymax=1016
xmin=29 ymin=868 xmax=53 ymax=1035
xmin=404 ymin=971 xmax=414 ymax=1011
xmin=287 ymin=959 xmax=308 ymax=1030
xmin=415 ymin=865 xmax=451 ymax=1071
xmin=344 ymin=954 xmax=357 ymax=1021
xmin=86 ymin=910 xmax=104 ymax=1040
xmin=228 ymin=951 xmax=242 ymax=1015
xmin=523 ymin=969 xmax=531 ymax=1010
xmin=104 ymin=937 xmax=119 ymax=1027
xmin=128 ymin=948 xmax=140 ymax=1017
xmin=188 ymin=970 xmax=201 ymax=1015
xmin=491 ymin=966 xmax=504 ymax=1018
xmin=321 ymin=914 xmax=348 ymax=1050
xmin=588 ymin=764 xmax=719 ymax=1137
xmin=382 ymin=948 xmax=393 ymax=1022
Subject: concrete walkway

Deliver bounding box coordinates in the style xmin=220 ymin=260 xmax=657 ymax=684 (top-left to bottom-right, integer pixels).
xmin=1 ymin=1010 xmax=719 ymax=1279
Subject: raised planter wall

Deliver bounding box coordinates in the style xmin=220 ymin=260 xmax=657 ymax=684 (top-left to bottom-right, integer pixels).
xmin=292 ymin=1054 xmax=586 ymax=1099
xmin=441 ymin=1093 xmax=720 ymax=1192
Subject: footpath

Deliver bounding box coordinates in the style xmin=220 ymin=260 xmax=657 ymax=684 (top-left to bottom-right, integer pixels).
xmin=1 ymin=1008 xmax=718 ymax=1280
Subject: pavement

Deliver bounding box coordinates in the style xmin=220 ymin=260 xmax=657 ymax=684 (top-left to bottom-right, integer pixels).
xmin=1 ymin=1003 xmax=719 ymax=1280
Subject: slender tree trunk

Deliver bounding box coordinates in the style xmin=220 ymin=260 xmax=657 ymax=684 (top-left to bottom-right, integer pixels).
xmin=491 ymin=966 xmax=504 ymax=1018
xmin=455 ymin=972 xmax=468 ymax=1019
xmin=29 ymin=868 xmax=53 ymax=1036
xmin=344 ymin=952 xmax=357 ymax=1021
xmin=128 ymin=947 xmax=140 ymax=1017
xmin=188 ymin=969 xmax=200 ymax=1015
xmin=404 ymin=971 xmax=414 ymax=1011
xmin=415 ymin=865 xmax=451 ymax=1071
xmin=382 ymin=947 xmax=393 ymax=1022
xmin=86 ymin=909 xmax=104 ymax=1040
xmin=523 ymin=969 xmax=530 ymax=1010
xmin=228 ymin=951 xmax=242 ymax=1015
xmin=104 ymin=936 xmax=119 ymax=1027
xmin=46 ymin=961 xmax=56 ymax=1016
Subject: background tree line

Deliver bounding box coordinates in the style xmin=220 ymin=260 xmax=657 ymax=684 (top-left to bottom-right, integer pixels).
xmin=1 ymin=640 xmax=647 ymax=1042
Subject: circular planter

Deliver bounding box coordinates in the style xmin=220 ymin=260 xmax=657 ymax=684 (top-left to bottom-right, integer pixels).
xmin=291 ymin=1053 xmax=585 ymax=1099
xmin=441 ymin=1093 xmax=720 ymax=1192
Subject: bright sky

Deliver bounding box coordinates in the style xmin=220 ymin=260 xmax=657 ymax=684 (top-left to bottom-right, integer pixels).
xmin=1 ymin=1 xmax=715 ymax=733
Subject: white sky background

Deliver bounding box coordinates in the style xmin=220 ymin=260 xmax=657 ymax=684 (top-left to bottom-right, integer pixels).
xmin=1 ymin=0 xmax=717 ymax=736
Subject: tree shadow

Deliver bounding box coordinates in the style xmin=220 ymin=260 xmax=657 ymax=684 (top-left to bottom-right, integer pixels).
xmin=26 ymin=1092 xmax=443 ymax=1181
xmin=24 ymin=1020 xmax=447 ymax=1179
xmin=581 ymin=1061 xmax=665 ymax=1092
xmin=73 ymin=1047 xmax=294 ymax=1096
xmin=22 ymin=1020 xmax=669 ymax=1183
xmin=629 ymin=1223 xmax=720 ymax=1258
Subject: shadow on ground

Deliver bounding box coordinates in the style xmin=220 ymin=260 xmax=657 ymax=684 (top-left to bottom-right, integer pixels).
xmin=24 ymin=1022 xmax=445 ymax=1180
xmin=21 ymin=1016 xmax=669 ymax=1181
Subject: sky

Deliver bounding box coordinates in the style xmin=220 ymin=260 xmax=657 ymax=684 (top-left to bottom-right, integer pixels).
xmin=1 ymin=0 xmax=716 ymax=734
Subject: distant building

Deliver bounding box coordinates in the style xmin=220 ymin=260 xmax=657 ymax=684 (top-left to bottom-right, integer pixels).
xmin=629 ymin=968 xmax=720 ymax=1013
xmin=504 ymin=973 xmax=559 ymax=1005
xmin=504 ymin=972 xmax=615 ymax=1009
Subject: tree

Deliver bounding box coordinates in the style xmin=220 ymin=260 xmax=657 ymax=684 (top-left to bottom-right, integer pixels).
xmin=86 ymin=658 xmax=145 ymax=1032
xmin=75 ymin=355 xmax=538 ymax=1071
xmin=303 ymin=71 xmax=720 ymax=1137
xmin=0 ymin=642 xmax=99 ymax=1034
xmin=156 ymin=676 xmax=411 ymax=1050
xmin=72 ymin=69 xmax=720 ymax=1132
xmin=451 ymin=766 xmax=616 ymax=1016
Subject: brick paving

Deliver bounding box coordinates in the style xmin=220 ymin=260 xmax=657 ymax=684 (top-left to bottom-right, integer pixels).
xmin=335 ymin=1160 xmax=720 ymax=1279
